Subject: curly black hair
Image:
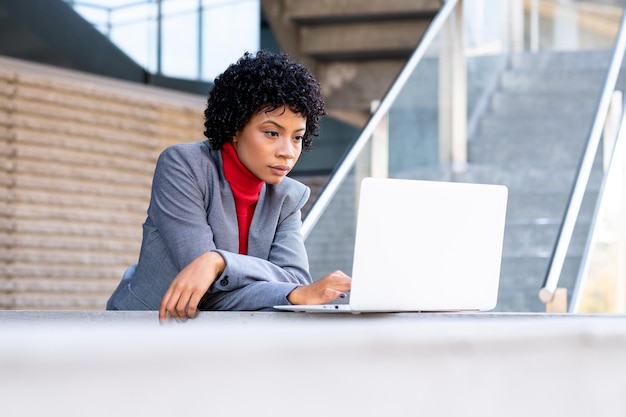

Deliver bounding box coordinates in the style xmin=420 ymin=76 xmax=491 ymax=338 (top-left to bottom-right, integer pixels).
xmin=203 ymin=50 xmax=325 ymax=152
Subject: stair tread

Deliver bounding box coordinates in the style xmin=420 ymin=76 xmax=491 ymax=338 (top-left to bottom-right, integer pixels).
xmin=286 ymin=0 xmax=440 ymax=23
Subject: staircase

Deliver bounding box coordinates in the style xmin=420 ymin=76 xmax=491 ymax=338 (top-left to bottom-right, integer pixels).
xmin=261 ymin=0 xmax=441 ymax=128
xmin=466 ymin=49 xmax=615 ymax=311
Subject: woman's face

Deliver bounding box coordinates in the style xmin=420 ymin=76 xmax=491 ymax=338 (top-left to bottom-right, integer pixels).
xmin=232 ymin=106 xmax=306 ymax=184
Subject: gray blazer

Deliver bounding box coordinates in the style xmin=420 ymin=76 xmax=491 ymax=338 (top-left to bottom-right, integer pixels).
xmin=106 ymin=140 xmax=312 ymax=311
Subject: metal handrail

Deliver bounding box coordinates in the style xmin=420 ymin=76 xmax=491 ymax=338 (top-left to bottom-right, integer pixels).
xmin=569 ymin=98 xmax=625 ymax=312
xmin=538 ymin=6 xmax=626 ymax=304
xmin=301 ymin=0 xmax=459 ymax=239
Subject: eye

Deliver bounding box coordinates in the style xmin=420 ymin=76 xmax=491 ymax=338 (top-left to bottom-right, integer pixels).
xmin=294 ymin=135 xmax=304 ymax=142
xmin=265 ymin=130 xmax=279 ymax=138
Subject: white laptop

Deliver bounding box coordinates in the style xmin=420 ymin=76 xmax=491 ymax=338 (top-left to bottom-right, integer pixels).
xmin=275 ymin=177 xmax=508 ymax=313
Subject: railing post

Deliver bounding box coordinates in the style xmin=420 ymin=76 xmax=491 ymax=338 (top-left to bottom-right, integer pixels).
xmin=510 ymin=0 xmax=525 ymax=53
xmin=197 ymin=0 xmax=204 ymax=80
xmin=157 ymin=0 xmax=163 ymax=75
xmin=355 ymin=101 xmax=389 ymax=212
xmin=106 ymin=7 xmax=112 ymax=38
xmin=617 ymin=121 xmax=626 ymax=313
xmin=604 ymin=91 xmax=623 ymax=172
xmin=369 ymin=100 xmax=389 ymax=178
xmin=530 ymin=0 xmax=539 ymax=52
xmin=439 ymin=0 xmax=467 ymax=173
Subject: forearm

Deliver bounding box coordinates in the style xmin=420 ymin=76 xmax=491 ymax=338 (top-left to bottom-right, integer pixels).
xmin=199 ymin=281 xmax=300 ymax=311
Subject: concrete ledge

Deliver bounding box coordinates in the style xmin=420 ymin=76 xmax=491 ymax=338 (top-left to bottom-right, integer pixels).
xmin=1 ymin=312 xmax=625 ymax=417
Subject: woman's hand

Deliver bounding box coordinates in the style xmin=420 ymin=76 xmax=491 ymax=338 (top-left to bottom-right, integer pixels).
xmin=159 ymin=251 xmax=225 ymax=322
xmin=287 ymin=270 xmax=352 ymax=305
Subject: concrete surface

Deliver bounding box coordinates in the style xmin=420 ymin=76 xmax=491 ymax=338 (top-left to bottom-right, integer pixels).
xmin=1 ymin=311 xmax=625 ymax=417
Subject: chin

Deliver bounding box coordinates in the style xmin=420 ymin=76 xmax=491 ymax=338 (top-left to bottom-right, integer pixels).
xmin=266 ymin=177 xmax=285 ymax=185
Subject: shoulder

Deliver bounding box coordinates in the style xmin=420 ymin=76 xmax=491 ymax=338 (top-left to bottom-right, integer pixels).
xmin=158 ymin=140 xmax=214 ymax=165
xmin=267 ymin=177 xmax=311 ymax=216
xmin=156 ymin=141 xmax=220 ymax=176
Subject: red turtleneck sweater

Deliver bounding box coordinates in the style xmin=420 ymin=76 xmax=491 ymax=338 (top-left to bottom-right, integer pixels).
xmin=221 ymin=142 xmax=264 ymax=255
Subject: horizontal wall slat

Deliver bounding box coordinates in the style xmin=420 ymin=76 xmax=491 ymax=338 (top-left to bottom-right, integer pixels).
xmin=13 ymin=190 xmax=148 ymax=212
xmin=2 ymin=264 xmax=126 ymax=279
xmin=15 ymin=84 xmax=158 ymax=121
xmin=1 ymin=249 xmax=138 ymax=266
xmin=14 ymin=203 xmax=146 ymax=225
xmin=14 ymin=130 xmax=159 ymax=164
xmin=14 ymin=219 xmax=141 ymax=239
xmin=14 ymin=175 xmax=152 ymax=200
xmin=1 ymin=294 xmax=112 ymax=309
xmin=13 ymin=143 xmax=156 ymax=175
xmin=13 ymin=114 xmax=159 ymax=148
xmin=13 ymin=97 xmax=158 ymax=135
xmin=15 ymin=159 xmax=154 ymax=188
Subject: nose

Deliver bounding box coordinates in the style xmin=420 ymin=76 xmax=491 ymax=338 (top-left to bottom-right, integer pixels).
xmin=276 ymin=136 xmax=297 ymax=159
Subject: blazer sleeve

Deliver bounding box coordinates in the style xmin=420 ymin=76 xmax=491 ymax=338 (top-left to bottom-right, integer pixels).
xmin=147 ymin=144 xmax=218 ymax=270
xmin=199 ymin=281 xmax=300 ymax=311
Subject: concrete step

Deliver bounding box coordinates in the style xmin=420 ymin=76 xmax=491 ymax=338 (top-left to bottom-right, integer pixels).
xmin=392 ymin=161 xmax=603 ymax=193
xmin=300 ymin=20 xmax=429 ymax=59
xmin=498 ymin=255 xmax=580 ymax=289
xmin=476 ymin=114 xmax=594 ymax=136
xmin=489 ymin=91 xmax=599 ymax=115
xmin=469 ymin=135 xmax=588 ymax=168
xmin=452 ymin=164 xmax=602 ymax=192
xmin=504 ymin=190 xmax=598 ymax=220
xmin=284 ymin=0 xmax=440 ymax=23
xmin=503 ymin=221 xmax=590 ymax=256
xmin=500 ymin=70 xmax=606 ymax=92
xmin=509 ymin=49 xmax=611 ymax=71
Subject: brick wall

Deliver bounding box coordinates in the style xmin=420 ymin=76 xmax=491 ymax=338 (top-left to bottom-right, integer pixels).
xmin=0 ymin=57 xmax=204 ymax=310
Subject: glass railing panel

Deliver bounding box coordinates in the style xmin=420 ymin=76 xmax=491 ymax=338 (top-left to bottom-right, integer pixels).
xmin=538 ymin=4 xmax=626 ymax=310
xmin=200 ymin=0 xmax=261 ymax=80
xmin=525 ymin=0 xmax=621 ymax=51
xmin=387 ymin=48 xmax=441 ymax=177
xmin=160 ymin=0 xmax=200 ymax=79
xmin=573 ymin=105 xmax=626 ymax=313
xmin=65 ymin=0 xmax=260 ymax=82
xmin=465 ymin=1 xmax=510 ymax=137
xmin=108 ymin=3 xmax=158 ymax=74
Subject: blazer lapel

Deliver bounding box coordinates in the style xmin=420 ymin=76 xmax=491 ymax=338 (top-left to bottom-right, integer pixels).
xmin=248 ymin=184 xmax=273 ymax=259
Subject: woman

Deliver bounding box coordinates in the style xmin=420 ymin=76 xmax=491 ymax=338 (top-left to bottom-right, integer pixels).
xmin=106 ymin=50 xmax=351 ymax=321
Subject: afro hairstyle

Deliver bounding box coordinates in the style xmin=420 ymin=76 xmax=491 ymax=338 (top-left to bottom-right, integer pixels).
xmin=203 ymin=50 xmax=325 ymax=151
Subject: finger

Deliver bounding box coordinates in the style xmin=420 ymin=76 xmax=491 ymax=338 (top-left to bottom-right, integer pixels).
xmin=164 ymin=287 xmax=186 ymax=321
xmin=330 ymin=270 xmax=350 ymax=279
xmin=175 ymin=289 xmax=194 ymax=320
xmin=322 ymin=288 xmax=346 ymax=303
xmin=327 ymin=272 xmax=352 ymax=291
xmin=159 ymin=288 xmax=174 ymax=323
xmin=186 ymin=291 xmax=204 ymax=319
xmin=338 ymin=279 xmax=352 ymax=292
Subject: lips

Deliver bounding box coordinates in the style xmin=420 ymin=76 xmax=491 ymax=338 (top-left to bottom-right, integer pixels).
xmin=269 ymin=165 xmax=291 ymax=176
